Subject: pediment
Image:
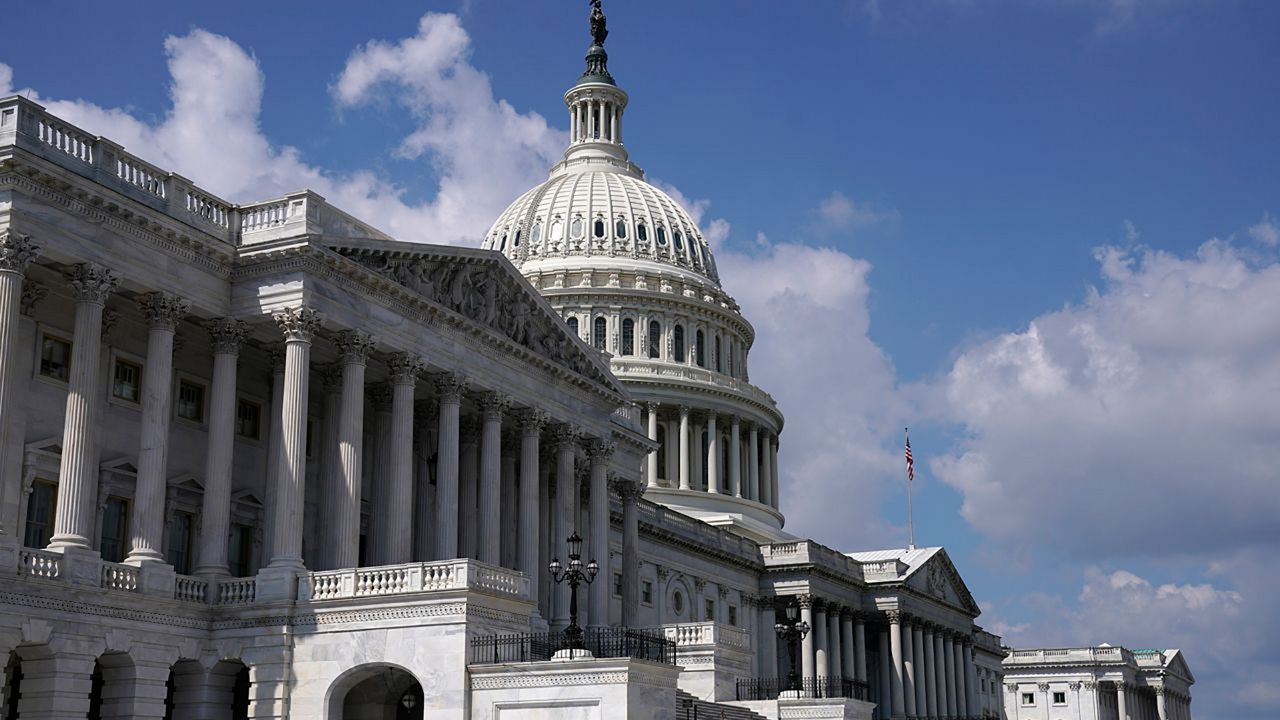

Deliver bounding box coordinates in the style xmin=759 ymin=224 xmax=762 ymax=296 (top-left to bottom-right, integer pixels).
xmin=100 ymin=457 xmax=138 ymax=476
xmin=231 ymin=489 xmax=264 ymax=508
xmin=167 ymin=474 xmax=204 ymax=492
xmin=1165 ymin=651 xmax=1194 ymax=683
xmin=906 ymin=549 xmax=981 ymax=616
xmin=328 ymin=239 xmax=626 ymax=397
xmin=25 ymin=437 xmax=62 ymax=456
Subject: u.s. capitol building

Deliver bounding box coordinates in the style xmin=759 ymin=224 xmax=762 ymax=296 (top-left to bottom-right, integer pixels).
xmin=0 ymin=5 xmax=1187 ymax=720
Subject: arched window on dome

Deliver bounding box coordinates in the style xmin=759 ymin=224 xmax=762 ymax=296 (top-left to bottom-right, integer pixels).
xmin=566 ymin=316 xmax=579 ymax=338
xmin=648 ymin=320 xmax=661 ymax=359
xmin=594 ymin=217 xmax=606 ymax=239
xmin=656 ymin=226 xmax=668 ymax=253
xmin=714 ymin=335 xmax=722 ymax=373
xmin=531 ymin=221 xmax=543 ymax=244
xmin=571 ymin=217 xmax=584 ymax=239
xmin=637 ymin=221 xmax=648 ymax=243
xmin=674 ymin=325 xmax=685 ymax=362
xmin=621 ymin=318 xmax=634 ymax=356
xmin=691 ymin=241 xmax=702 ymax=267
xmin=674 ymin=231 xmax=685 ymax=253
xmin=550 ymin=219 xmax=564 ymax=242
xmin=592 ymin=316 xmax=607 ymax=351
xmin=695 ymin=329 xmax=705 ymax=367
xmin=513 ymin=229 xmax=521 ymax=247
xmin=497 ymin=233 xmax=507 ymax=252
xmin=615 ymin=218 xmax=627 ymax=239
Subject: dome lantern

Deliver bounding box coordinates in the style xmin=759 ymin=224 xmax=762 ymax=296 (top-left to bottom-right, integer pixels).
xmin=563 ymin=1 xmax=630 ymax=166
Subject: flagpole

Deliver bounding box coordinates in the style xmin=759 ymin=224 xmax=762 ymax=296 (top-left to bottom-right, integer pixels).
xmin=905 ymin=427 xmax=915 ymax=551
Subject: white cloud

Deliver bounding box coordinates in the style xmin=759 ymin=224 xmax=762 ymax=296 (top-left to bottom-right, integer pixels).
xmin=0 ymin=63 xmax=12 ymax=95
xmin=1247 ymin=212 xmax=1279 ymax=246
xmin=1123 ymin=218 xmax=1140 ymax=242
xmin=817 ymin=191 xmax=896 ymax=231
xmin=931 ymin=239 xmax=1280 ymax=559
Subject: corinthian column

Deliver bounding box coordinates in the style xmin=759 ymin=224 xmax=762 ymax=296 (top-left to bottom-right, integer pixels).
xmin=728 ymin=416 xmax=742 ymax=497
xmin=747 ymin=423 xmax=760 ymax=501
xmin=913 ymin=622 xmax=927 ymax=717
xmin=516 ymin=409 xmax=547 ymax=619
xmin=706 ymin=411 xmax=720 ymax=494
xmin=194 ymin=318 xmax=246 ymax=576
xmin=550 ymin=424 xmax=580 ymax=628
xmin=0 ymin=232 xmax=40 ymax=537
xmin=585 ymin=438 xmax=614 ymax=628
xmin=458 ymin=417 xmax=480 ymax=558
xmin=433 ymin=373 xmax=465 ymax=559
xmin=943 ymin=631 xmax=957 ymax=719
xmin=854 ymin=611 xmax=868 ymax=684
xmin=332 ymin=331 xmax=373 ymax=569
xmin=477 ymin=391 xmax=510 ymax=565
xmin=923 ymin=624 xmax=937 ymax=720
xmin=770 ymin=435 xmax=780 ymax=509
xmin=888 ymin=610 xmax=906 ymax=718
xmin=385 ymin=353 xmax=423 ymax=564
xmin=677 ymin=406 xmax=691 ymax=490
xmin=799 ymin=595 xmax=816 ymax=682
xmin=367 ymin=384 xmax=394 ymax=564
xmin=264 ymin=306 xmax=322 ymax=570
xmin=49 ymin=263 xmax=118 ymax=550
xmin=413 ymin=401 xmax=436 ymax=561
xmin=612 ymin=475 xmax=643 ymax=627
xmin=902 ymin=615 xmax=917 ymax=719
xmin=759 ymin=431 xmax=773 ymax=506
xmin=126 ymin=292 xmax=189 ymax=564
xmin=645 ymin=403 xmax=658 ymax=488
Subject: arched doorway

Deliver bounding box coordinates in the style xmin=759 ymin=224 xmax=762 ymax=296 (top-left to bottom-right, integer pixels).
xmin=328 ymin=664 xmax=424 ymax=720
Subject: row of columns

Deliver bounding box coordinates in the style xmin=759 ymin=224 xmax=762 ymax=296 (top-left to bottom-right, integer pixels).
xmin=643 ymin=404 xmax=779 ymax=508
xmin=571 ymin=97 xmax=621 ymax=144
xmin=1097 ymin=681 xmax=1188 ymax=720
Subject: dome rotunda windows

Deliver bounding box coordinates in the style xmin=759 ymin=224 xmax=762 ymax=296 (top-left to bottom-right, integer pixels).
xmin=531 ymin=221 xmax=542 ymax=244
xmin=656 ymin=225 xmax=668 ymax=247
xmin=615 ymin=218 xmax=627 ymax=238
xmin=674 ymin=230 xmax=685 ymax=252
xmin=551 ymin=219 xmax=564 ymax=242
xmin=621 ymin=318 xmax=635 ymax=356
xmin=637 ymin=221 xmax=648 ymax=242
xmin=648 ymin=320 xmax=661 ymax=358
xmin=592 ymin=316 xmax=607 ymax=350
xmin=570 ymin=216 xmax=584 ymax=239
xmin=497 ymin=233 xmax=507 ymax=251
xmin=513 ymin=229 xmax=521 ymax=247
xmin=593 ymin=217 xmax=606 ymax=239
xmin=674 ymin=324 xmax=686 ymax=362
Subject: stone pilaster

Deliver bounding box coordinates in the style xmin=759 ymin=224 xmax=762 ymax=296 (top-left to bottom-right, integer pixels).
xmin=499 ymin=430 xmax=518 ymax=569
xmin=385 ymin=352 xmax=423 ymax=564
xmin=194 ymin=318 xmax=246 ymax=576
xmin=585 ymin=438 xmax=614 ymax=628
xmin=912 ymin=621 xmax=927 ymax=717
xmin=943 ymin=631 xmax=957 ymax=719
xmin=367 ymin=383 xmax=394 ymax=564
xmin=458 ymin=416 xmax=480 ymax=559
xmin=332 ymin=330 xmax=374 ymax=569
xmin=854 ymin=610 xmax=868 ymax=684
xmin=477 ymin=391 xmax=511 ymax=565
xmin=902 ymin=615 xmax=916 ymax=719
xmin=433 ymin=373 xmax=466 ymax=559
xmin=412 ymin=400 xmax=436 ymax=562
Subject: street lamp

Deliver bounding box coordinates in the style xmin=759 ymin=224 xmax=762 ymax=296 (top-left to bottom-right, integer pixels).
xmin=548 ymin=531 xmax=599 ymax=651
xmin=774 ymin=598 xmax=810 ymax=694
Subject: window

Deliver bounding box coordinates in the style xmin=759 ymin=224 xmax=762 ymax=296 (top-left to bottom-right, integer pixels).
xmin=177 ymin=379 xmax=206 ymax=422
xmin=497 ymin=233 xmax=507 ymax=251
xmin=23 ymin=480 xmax=56 ymax=548
xmin=550 ymin=219 xmax=564 ymax=242
xmin=236 ymin=399 xmax=261 ymax=439
xmin=513 ymin=229 xmax=521 ymax=247
xmin=675 ymin=230 xmax=685 ymax=251
xmin=613 ymin=572 xmax=623 ymax=597
xmin=112 ymin=358 xmax=142 ymax=403
xmin=695 ymin=330 xmax=705 ymax=367
xmin=715 ymin=336 xmax=722 ymax=372
xmin=656 ymin=225 xmax=668 ymax=247
xmin=637 ymin=221 xmax=648 ymax=242
xmin=570 ymin=217 xmax=584 ymax=239
xmin=704 ymin=598 xmax=715 ymax=621
xmin=99 ymin=497 xmax=129 ymax=563
xmin=616 ymin=218 xmax=627 ymax=238
xmin=728 ymin=605 xmax=738 ymax=626
xmin=594 ymin=218 xmax=606 ymax=238
xmin=621 ymin=318 xmax=634 ymax=356
xmin=674 ymin=325 xmax=685 ymax=362
xmin=228 ymin=523 xmax=254 ymax=577
xmin=166 ymin=511 xmax=194 ymax=574
xmin=641 ymin=580 xmax=653 ymax=605
xmin=672 ymin=590 xmax=684 ymax=616
xmin=566 ymin=316 xmax=579 ymax=337
xmin=1053 ymin=692 xmax=1066 ymax=705
xmin=531 ymin=221 xmax=542 ymax=244
xmin=648 ymin=320 xmax=661 ymax=359
xmin=981 ymin=679 xmax=987 ymax=693
xmin=40 ymin=334 xmax=72 ymax=382
xmin=1021 ymin=693 xmax=1035 ymax=706
xmin=593 ymin=317 xmax=607 ymax=351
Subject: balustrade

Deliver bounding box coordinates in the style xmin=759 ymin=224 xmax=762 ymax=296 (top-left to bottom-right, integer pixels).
xmin=18 ymin=548 xmax=61 ymax=579
xmin=100 ymin=562 xmax=139 ymax=591
xmin=298 ymin=559 xmax=530 ymax=602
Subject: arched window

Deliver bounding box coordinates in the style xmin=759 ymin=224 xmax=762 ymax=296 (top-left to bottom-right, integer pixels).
xmin=593 ymin=316 xmax=607 ymax=351
xmin=656 ymin=226 xmax=668 ymax=246
xmin=674 ymin=325 xmax=685 ymax=362
xmin=715 ymin=335 xmax=722 ymax=372
xmin=621 ymin=318 xmax=635 ymax=356
xmin=594 ymin=218 xmax=606 ymax=238
xmin=531 ymin=221 xmax=542 ymax=244
xmin=498 ymin=233 xmax=507 ymax=251
xmin=695 ymin=329 xmax=705 ymax=367
xmin=648 ymin=320 xmax=661 ymax=358
xmin=637 ymin=222 xmax=648 ymax=242
xmin=675 ymin=231 xmax=685 ymax=251
xmin=616 ymin=218 xmax=627 ymax=238
xmin=570 ymin=217 xmax=584 ymax=239
xmin=513 ymin=229 xmax=521 ymax=247
xmin=566 ymin=316 xmax=578 ymax=337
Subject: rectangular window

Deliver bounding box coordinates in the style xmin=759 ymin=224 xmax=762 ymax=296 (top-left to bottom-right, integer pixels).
xmin=612 ymin=573 xmax=623 ymax=597
xmin=236 ymin=399 xmax=262 ymax=439
xmin=166 ymin=511 xmax=194 ymax=574
xmin=227 ymin=523 xmax=254 ymax=577
xmin=112 ymin=358 xmax=142 ymax=403
xmin=1053 ymin=691 xmax=1066 ymax=705
xmin=99 ymin=496 xmax=129 ymax=563
xmin=728 ymin=605 xmax=738 ymax=626
xmin=641 ymin=580 xmax=653 ymax=605
xmin=704 ymin=598 xmax=715 ymax=622
xmin=40 ymin=335 xmax=72 ymax=382
xmin=23 ymin=480 xmax=57 ymax=548
xmin=177 ymin=379 xmax=206 ymax=422
xmin=1021 ymin=693 xmax=1035 ymax=706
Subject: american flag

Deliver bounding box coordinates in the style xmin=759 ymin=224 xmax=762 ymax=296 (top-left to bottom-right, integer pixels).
xmin=904 ymin=432 xmax=914 ymax=482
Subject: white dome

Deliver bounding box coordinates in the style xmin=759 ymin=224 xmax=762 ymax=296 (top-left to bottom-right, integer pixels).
xmin=482 ymin=167 xmax=720 ymax=287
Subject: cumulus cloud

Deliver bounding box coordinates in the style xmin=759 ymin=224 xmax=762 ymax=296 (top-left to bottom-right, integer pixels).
xmin=816 ymin=191 xmax=897 ymax=232
xmin=1247 ymin=212 xmax=1278 ymax=246
xmin=0 ymin=63 xmax=12 ymax=95
xmin=931 ymin=239 xmax=1280 ymax=559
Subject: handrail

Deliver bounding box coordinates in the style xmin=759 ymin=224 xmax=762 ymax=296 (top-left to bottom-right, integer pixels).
xmin=470 ymin=628 xmax=676 ymax=665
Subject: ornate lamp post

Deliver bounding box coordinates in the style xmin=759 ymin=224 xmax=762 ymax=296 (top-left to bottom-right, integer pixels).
xmin=774 ymin=598 xmax=810 ymax=694
xmin=548 ymin=531 xmax=599 ymax=651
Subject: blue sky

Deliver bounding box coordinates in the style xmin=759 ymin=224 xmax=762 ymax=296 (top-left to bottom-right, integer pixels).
xmin=4 ymin=1 xmax=1279 ymax=717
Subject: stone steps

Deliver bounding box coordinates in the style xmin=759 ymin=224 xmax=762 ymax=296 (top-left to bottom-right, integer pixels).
xmin=675 ymin=689 xmax=769 ymax=720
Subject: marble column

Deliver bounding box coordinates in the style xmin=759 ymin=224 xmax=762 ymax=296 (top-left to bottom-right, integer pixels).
xmin=760 ymin=597 xmax=778 ymax=678
xmin=367 ymin=384 xmax=394 ymax=564
xmin=50 ymin=263 xmax=119 ymax=551
xmin=1116 ymin=682 xmax=1129 ymax=720
xmin=458 ymin=418 xmax=480 ymax=559
xmin=677 ymin=406 xmax=691 ymax=490
xmin=902 ymin=616 xmax=916 ymax=719
xmin=433 ymin=373 xmax=465 ymax=559
xmin=551 ymin=425 xmax=579 ymax=627
xmin=854 ymin=612 xmax=869 ymax=684
xmin=953 ymin=638 xmax=966 ymax=718
xmin=800 ymin=596 xmax=816 ymax=682
xmin=878 ymin=630 xmax=892 ymax=719
xmin=586 ymin=438 xmax=614 ymax=628
xmin=500 ymin=434 xmax=518 ymax=569
xmin=759 ymin=430 xmax=773 ymax=507
xmin=747 ymin=423 xmax=760 ymax=501
xmin=645 ymin=403 xmax=659 ymax=487
xmin=913 ymin=623 xmax=927 ymax=717
xmin=194 ymin=318 xmax=246 ymax=576
xmin=932 ymin=630 xmax=945 ymax=720
xmin=729 ymin=416 xmax=742 ymax=497
xmin=613 ymin=475 xmax=643 ymax=627
xmin=840 ymin=610 xmax=855 ymax=684
xmin=261 ymin=348 xmax=286 ymax=562
xmin=828 ymin=606 xmax=843 ymax=680
xmin=705 ymin=411 xmax=720 ymax=494
xmin=963 ymin=639 xmax=977 ymax=719
xmin=264 ymin=306 xmax=321 ymax=570
xmin=0 ymin=232 xmax=39 ymax=538
xmin=888 ymin=611 xmax=906 ymax=718
xmin=769 ymin=435 xmax=780 ymax=509
xmin=331 ymin=331 xmax=373 ymax=569
xmin=477 ymin=392 xmax=510 ymax=565
xmin=943 ymin=632 xmax=957 ymax=719
xmin=314 ymin=364 xmax=342 ymax=569
xmin=923 ymin=625 xmax=937 ymax=720
xmin=413 ymin=401 xmax=435 ymax=562
xmin=384 ymin=353 xmax=422 ymax=565
xmin=814 ymin=602 xmax=829 ymax=679
xmin=517 ymin=410 xmax=547 ymax=620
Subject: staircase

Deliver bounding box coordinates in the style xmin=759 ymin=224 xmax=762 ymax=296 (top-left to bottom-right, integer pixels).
xmin=676 ymin=689 xmax=770 ymax=720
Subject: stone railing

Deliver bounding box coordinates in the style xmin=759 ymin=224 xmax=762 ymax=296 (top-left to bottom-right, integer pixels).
xmin=631 ymin=499 xmax=759 ymax=565
xmin=611 ymin=402 xmax=642 ymax=431
xmin=973 ymin=627 xmax=1005 ymax=654
xmin=1006 ymin=647 xmax=1132 ymax=666
xmin=660 ymin=622 xmax=752 ymax=651
xmin=18 ymin=548 xmax=61 ymax=579
xmin=860 ymin=558 xmax=908 ymax=581
xmin=100 ymin=562 xmax=140 ymax=592
xmin=217 ymin=577 xmax=257 ymax=605
xmin=174 ymin=575 xmax=209 ymax=603
xmin=760 ymin=540 xmax=866 ymax=584
xmin=297 ymin=559 xmax=531 ymax=602
xmin=171 ymin=575 xmax=257 ymax=606
xmin=610 ymin=359 xmax=779 ymax=412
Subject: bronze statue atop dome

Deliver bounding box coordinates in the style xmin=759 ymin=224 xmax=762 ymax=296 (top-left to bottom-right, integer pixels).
xmin=589 ymin=0 xmax=608 ymax=47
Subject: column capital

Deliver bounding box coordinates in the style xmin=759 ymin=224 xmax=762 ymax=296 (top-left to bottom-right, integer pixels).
xmin=460 ymin=415 xmax=482 ymax=440
xmin=413 ymin=398 xmax=436 ymax=426
xmin=138 ymin=291 xmax=189 ymax=331
xmin=206 ymin=317 xmax=247 ymax=355
xmin=757 ymin=595 xmax=776 ymax=611
xmin=1037 ymin=682 xmax=1051 ymax=692
xmin=0 ymin=230 xmax=41 ymax=274
xmin=388 ymin=352 xmax=425 ymax=386
xmin=335 ymin=329 xmax=376 ymax=364
xmin=730 ymin=414 xmax=741 ymax=427
xmin=371 ymin=383 xmax=394 ymax=412
xmin=678 ymin=404 xmax=690 ymax=418
xmin=267 ymin=344 xmax=286 ymax=377
xmin=273 ymin=306 xmax=323 ymax=343
xmin=20 ymin=280 xmax=48 ymax=316
xmin=101 ymin=307 xmax=120 ymax=340
xmin=1113 ymin=680 xmax=1128 ymax=690
xmin=66 ymin=262 xmax=119 ymax=305
xmin=550 ymin=423 xmax=582 ymax=449
xmin=479 ymin=391 xmax=512 ymax=420
xmin=797 ymin=593 xmax=815 ymax=609
xmin=433 ymin=371 xmax=467 ymax=402
xmin=610 ymin=476 xmax=645 ymax=502
xmin=585 ymin=438 xmax=616 ymax=461
xmin=1070 ymin=681 xmax=1083 ymax=691
xmin=1153 ymin=686 xmax=1165 ymax=696
xmin=886 ymin=609 xmax=903 ymax=623
xmin=644 ymin=401 xmax=659 ymax=413
xmin=1005 ymin=683 xmax=1020 ymax=693
xmin=1082 ymin=681 xmax=1099 ymax=690
xmin=516 ymin=408 xmax=550 ymax=433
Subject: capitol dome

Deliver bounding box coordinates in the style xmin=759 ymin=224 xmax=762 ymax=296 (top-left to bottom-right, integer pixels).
xmin=482 ymin=9 xmax=788 ymax=542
